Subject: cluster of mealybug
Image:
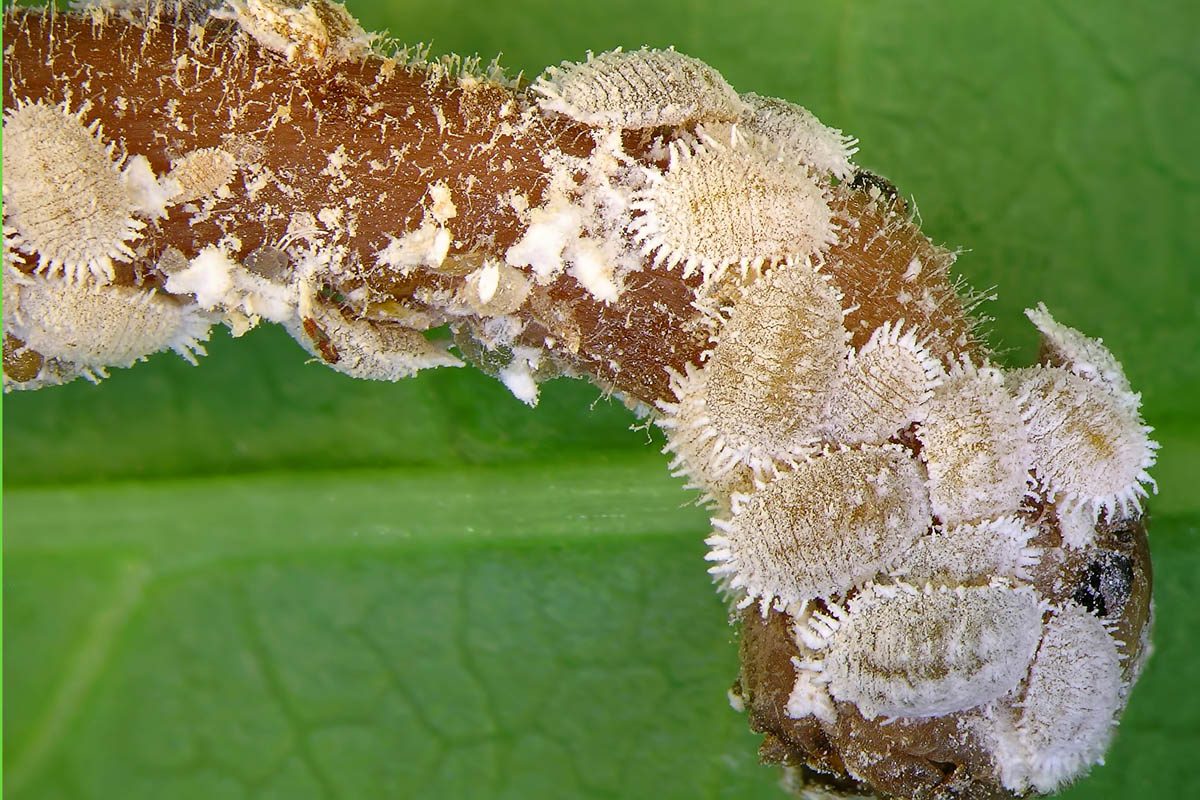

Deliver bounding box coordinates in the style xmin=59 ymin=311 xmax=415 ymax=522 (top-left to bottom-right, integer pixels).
xmin=700 ymin=293 xmax=1152 ymax=798
xmin=2 ymin=99 xmax=215 ymax=389
xmin=517 ymin=45 xmax=853 ymax=304
xmin=1 ymin=2 xmax=433 ymax=391
xmin=531 ymin=43 xmax=1158 ymax=800
xmin=5 ymin=6 xmax=1160 ymax=799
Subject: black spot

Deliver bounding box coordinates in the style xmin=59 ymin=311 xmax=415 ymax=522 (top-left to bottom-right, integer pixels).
xmin=1072 ymin=551 xmax=1134 ymax=618
xmin=850 ymin=170 xmax=906 ymax=211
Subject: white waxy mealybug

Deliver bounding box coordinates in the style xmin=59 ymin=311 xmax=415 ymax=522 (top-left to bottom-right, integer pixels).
xmin=989 ymin=603 xmax=1124 ymax=794
xmin=1014 ymin=366 xmax=1157 ymax=531
xmin=822 ymin=320 xmax=943 ymax=446
xmin=799 ymin=582 xmax=1044 ymax=721
xmin=916 ymin=359 xmax=1033 ymax=526
xmin=1026 ymin=303 xmax=1136 ymax=405
xmin=658 ymin=259 xmax=846 ymax=482
xmin=706 ymin=445 xmax=931 ymax=612
xmin=737 ymin=92 xmax=859 ymax=180
xmin=2 ymin=100 xmax=146 ymax=283
xmin=892 ymin=516 xmax=1040 ymax=585
xmin=531 ymin=47 xmax=745 ymax=129
xmin=629 ymin=139 xmax=836 ymax=281
xmin=215 ymin=0 xmax=373 ymax=65
xmin=5 ymin=270 xmax=211 ymax=371
xmin=168 ymin=147 xmax=239 ymax=205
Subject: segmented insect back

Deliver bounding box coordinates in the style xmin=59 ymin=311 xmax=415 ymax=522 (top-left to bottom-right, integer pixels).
xmin=2 ymin=100 xmax=145 ymax=283
xmin=532 ymin=47 xmax=745 ymax=129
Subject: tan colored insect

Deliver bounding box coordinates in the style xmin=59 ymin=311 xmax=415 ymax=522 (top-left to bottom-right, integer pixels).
xmin=532 ymin=47 xmax=745 ymax=129
xmin=3 ymin=100 xmax=146 ymax=284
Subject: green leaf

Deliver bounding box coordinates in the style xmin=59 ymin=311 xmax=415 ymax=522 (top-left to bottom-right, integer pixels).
xmin=4 ymin=1 xmax=1198 ymax=798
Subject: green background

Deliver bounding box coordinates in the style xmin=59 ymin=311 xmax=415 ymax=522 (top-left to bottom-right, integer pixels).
xmin=4 ymin=1 xmax=1198 ymax=797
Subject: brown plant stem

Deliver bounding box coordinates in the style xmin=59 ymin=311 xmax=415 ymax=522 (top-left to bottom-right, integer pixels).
xmin=2 ymin=6 xmax=973 ymax=403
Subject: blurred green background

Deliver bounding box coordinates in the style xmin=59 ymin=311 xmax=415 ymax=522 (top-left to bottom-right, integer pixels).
xmin=4 ymin=1 xmax=1198 ymax=797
